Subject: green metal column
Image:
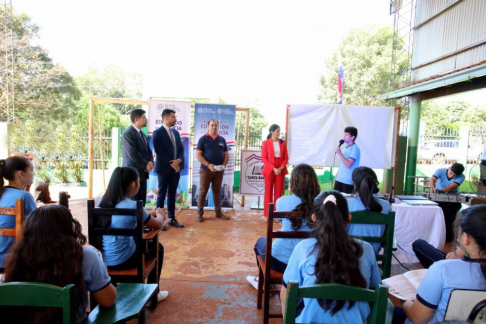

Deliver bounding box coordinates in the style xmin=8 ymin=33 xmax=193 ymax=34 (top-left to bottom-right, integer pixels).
xmin=404 ymin=97 xmax=422 ymax=194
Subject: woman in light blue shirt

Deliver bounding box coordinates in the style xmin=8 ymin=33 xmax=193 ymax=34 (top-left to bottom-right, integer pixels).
xmin=247 ymin=164 xmax=320 ymax=288
xmin=281 ymin=190 xmax=381 ymax=324
xmin=0 ymin=156 xmax=38 ymax=268
xmin=97 ymin=166 xmax=168 ymax=304
xmin=347 ymin=166 xmax=391 ymax=254
xmin=400 ymin=205 xmax=486 ymax=324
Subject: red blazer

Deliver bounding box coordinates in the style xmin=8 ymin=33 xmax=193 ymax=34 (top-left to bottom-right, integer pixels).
xmin=261 ymin=138 xmax=289 ymax=177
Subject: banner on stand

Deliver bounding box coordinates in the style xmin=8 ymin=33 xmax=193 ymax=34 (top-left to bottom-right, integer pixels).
xmin=192 ymin=103 xmax=236 ymax=209
xmin=146 ymin=100 xmax=191 ymax=208
xmin=240 ymin=150 xmax=265 ymax=196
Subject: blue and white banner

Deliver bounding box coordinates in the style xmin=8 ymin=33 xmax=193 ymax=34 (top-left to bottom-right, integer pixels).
xmin=147 ymin=100 xmax=191 ymax=207
xmin=192 ymin=103 xmax=236 ymax=208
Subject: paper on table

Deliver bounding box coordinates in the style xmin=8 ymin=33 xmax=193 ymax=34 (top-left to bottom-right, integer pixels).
xmin=382 ymin=269 xmax=427 ymax=300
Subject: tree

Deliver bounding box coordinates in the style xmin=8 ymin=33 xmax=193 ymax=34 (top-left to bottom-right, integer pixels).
xmin=318 ymin=25 xmax=409 ymax=108
xmin=75 ymin=100 xmax=127 ymax=133
xmin=0 ymin=10 xmax=80 ymax=121
xmin=75 ymin=66 xmax=143 ymax=115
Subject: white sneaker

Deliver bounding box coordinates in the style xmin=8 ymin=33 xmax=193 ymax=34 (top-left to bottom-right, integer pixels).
xmin=157 ymin=290 xmax=169 ymax=302
xmin=246 ymin=275 xmax=259 ymax=290
xmin=146 ymin=290 xmax=169 ymax=307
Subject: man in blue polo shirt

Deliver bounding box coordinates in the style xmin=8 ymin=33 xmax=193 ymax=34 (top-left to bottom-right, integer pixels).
xmin=430 ymin=162 xmax=465 ymax=242
xmin=195 ymin=119 xmax=230 ymax=222
xmin=334 ymin=126 xmax=360 ymax=194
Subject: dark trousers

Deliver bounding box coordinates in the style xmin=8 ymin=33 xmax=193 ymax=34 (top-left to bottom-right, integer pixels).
xmin=108 ymin=241 xmax=164 ymax=285
xmin=334 ymin=180 xmax=354 ymax=194
xmin=156 ymin=170 xmax=180 ymax=218
xmin=131 ymin=170 xmax=148 ymax=206
xmin=197 ymin=168 xmax=224 ymax=217
xmin=254 ymin=237 xmax=288 ymax=273
xmin=412 ymin=239 xmax=446 ymax=269
xmin=437 ymin=201 xmax=462 ymax=242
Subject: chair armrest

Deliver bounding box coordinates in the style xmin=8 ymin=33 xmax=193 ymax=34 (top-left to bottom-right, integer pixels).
xmin=143 ymin=228 xmax=161 ymax=240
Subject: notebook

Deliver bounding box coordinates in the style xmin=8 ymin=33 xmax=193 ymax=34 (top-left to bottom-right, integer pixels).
xmin=402 ymin=199 xmax=438 ymax=206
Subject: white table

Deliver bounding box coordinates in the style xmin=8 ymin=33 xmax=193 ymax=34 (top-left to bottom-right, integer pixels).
xmin=391 ymin=202 xmax=445 ymax=263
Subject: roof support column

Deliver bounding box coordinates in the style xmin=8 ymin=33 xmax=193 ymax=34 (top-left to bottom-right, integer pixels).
xmin=404 ymin=96 xmax=422 ymax=194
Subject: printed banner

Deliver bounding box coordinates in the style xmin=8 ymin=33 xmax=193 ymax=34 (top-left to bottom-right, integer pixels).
xmin=240 ymin=150 xmax=265 ymax=195
xmin=146 ymin=100 xmax=191 ymax=207
xmin=192 ymin=103 xmax=236 ymax=208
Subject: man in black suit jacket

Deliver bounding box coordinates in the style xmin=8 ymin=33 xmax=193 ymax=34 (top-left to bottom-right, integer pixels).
xmin=153 ymin=108 xmax=185 ymax=228
xmin=121 ymin=109 xmax=154 ymax=205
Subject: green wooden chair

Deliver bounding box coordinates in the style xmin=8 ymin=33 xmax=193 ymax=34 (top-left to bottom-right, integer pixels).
xmin=350 ymin=210 xmax=396 ymax=279
xmin=284 ymin=281 xmax=389 ymax=324
xmin=0 ymin=282 xmax=77 ymax=324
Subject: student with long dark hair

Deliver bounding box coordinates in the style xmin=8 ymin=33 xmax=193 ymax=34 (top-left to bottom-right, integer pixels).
xmin=3 ymin=205 xmax=116 ymax=324
xmin=247 ymin=164 xmax=321 ymax=288
xmin=97 ymin=166 xmax=168 ymax=303
xmin=281 ymin=190 xmax=381 ymax=323
xmin=347 ymin=166 xmax=391 ymax=253
xmin=0 ymin=156 xmax=37 ymax=269
xmin=261 ymin=124 xmax=289 ymax=216
xmin=399 ymin=205 xmax=486 ymax=324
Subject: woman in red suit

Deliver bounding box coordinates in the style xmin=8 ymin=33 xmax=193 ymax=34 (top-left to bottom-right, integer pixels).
xmin=261 ymin=124 xmax=289 ymax=217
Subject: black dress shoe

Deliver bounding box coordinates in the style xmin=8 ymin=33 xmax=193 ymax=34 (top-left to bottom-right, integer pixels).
xmin=168 ymin=218 xmax=184 ymax=228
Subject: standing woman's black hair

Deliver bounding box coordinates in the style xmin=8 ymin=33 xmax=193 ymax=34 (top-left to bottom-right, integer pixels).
xmin=454 ymin=204 xmax=486 ymax=280
xmin=311 ymin=190 xmax=367 ymax=314
xmin=352 ymin=166 xmax=382 ymax=213
xmin=289 ymin=164 xmax=320 ymax=230
xmin=0 ymin=156 xmax=31 ymax=199
xmin=96 ymin=166 xmax=140 ymax=249
xmin=266 ymin=124 xmax=280 ymax=140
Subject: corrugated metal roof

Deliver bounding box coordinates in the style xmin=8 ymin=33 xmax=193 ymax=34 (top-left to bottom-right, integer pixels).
xmin=411 ymin=0 xmax=486 ymax=83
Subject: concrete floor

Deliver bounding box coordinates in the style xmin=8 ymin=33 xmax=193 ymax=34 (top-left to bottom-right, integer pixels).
xmin=65 ymin=193 xmax=424 ymax=324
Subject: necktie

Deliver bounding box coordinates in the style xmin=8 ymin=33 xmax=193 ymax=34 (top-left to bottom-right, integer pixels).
xmin=167 ymin=128 xmax=177 ymax=159
xmin=139 ymin=130 xmax=148 ymax=145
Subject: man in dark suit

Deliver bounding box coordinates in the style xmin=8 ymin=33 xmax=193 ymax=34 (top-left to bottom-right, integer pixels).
xmin=153 ymin=108 xmax=185 ymax=228
xmin=121 ymin=109 xmax=154 ymax=205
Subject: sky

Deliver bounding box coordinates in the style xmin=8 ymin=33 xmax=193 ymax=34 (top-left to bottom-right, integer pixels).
xmin=13 ymin=0 xmax=399 ymax=127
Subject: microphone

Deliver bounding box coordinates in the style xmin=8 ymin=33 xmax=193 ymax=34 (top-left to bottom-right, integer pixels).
xmin=338 ymin=140 xmax=344 ymax=147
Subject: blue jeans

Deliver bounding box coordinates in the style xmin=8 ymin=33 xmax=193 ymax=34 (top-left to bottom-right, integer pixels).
xmin=412 ymin=239 xmax=446 ymax=269
xmin=254 ymin=237 xmax=288 ymax=273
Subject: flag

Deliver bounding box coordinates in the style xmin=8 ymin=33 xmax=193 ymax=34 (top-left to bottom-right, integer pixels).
xmin=337 ymin=63 xmax=344 ymax=104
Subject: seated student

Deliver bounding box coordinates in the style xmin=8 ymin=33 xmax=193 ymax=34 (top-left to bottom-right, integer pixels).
xmin=97 ymin=166 xmax=168 ymax=303
xmin=0 ymin=156 xmax=38 ymax=269
xmin=247 ymin=164 xmax=321 ymax=288
xmin=397 ymin=205 xmax=486 ymax=324
xmin=430 ymin=163 xmax=465 ymax=242
xmin=3 ymin=205 xmax=116 ymax=324
xmin=347 ymin=166 xmax=391 ymax=254
xmin=281 ymin=190 xmax=381 ymax=324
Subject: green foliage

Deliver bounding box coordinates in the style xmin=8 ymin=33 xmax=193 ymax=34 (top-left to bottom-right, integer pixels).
xmin=75 ymin=101 xmax=127 ymax=132
xmin=421 ymin=100 xmax=486 ymax=129
xmin=318 ymin=25 xmax=409 ymax=107
xmin=75 ymin=66 xmax=143 ymax=115
xmin=0 ymin=10 xmax=80 ymax=121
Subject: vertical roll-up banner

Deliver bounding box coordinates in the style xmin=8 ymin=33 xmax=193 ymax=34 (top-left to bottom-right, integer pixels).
xmin=147 ymin=100 xmax=191 ymax=207
xmin=192 ymin=103 xmax=236 ymax=209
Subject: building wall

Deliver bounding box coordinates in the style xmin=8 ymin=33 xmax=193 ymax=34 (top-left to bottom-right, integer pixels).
xmin=411 ymin=0 xmax=486 ymax=83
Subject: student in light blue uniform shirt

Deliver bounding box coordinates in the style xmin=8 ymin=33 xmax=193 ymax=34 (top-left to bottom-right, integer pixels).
xmin=430 ymin=163 xmax=465 ymax=242
xmin=3 ymin=205 xmax=116 ymax=323
xmin=247 ymin=164 xmax=321 ymax=288
xmin=97 ymin=166 xmax=169 ymax=304
xmin=400 ymin=205 xmax=486 ymax=324
xmin=281 ymin=191 xmax=381 ymax=324
xmin=346 ymin=166 xmax=391 ymax=254
xmin=0 ymin=156 xmax=37 ymax=268
xmin=335 ymin=126 xmax=361 ymax=194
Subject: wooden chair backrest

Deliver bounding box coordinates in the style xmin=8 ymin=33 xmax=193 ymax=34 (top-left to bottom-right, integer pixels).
xmin=0 ymin=282 xmax=77 ymax=324
xmin=284 ymin=281 xmax=389 ymax=324
xmin=87 ymin=199 xmax=148 ymax=277
xmin=350 ymin=210 xmax=396 ymax=279
xmin=0 ymin=199 xmax=25 ymax=240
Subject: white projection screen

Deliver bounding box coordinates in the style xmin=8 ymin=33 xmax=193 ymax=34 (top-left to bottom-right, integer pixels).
xmin=287 ymin=105 xmax=399 ymax=169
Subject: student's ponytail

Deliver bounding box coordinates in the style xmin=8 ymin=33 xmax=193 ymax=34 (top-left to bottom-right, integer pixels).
xmin=311 ymin=191 xmax=367 ymax=314
xmin=352 ymin=167 xmax=382 ymax=212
